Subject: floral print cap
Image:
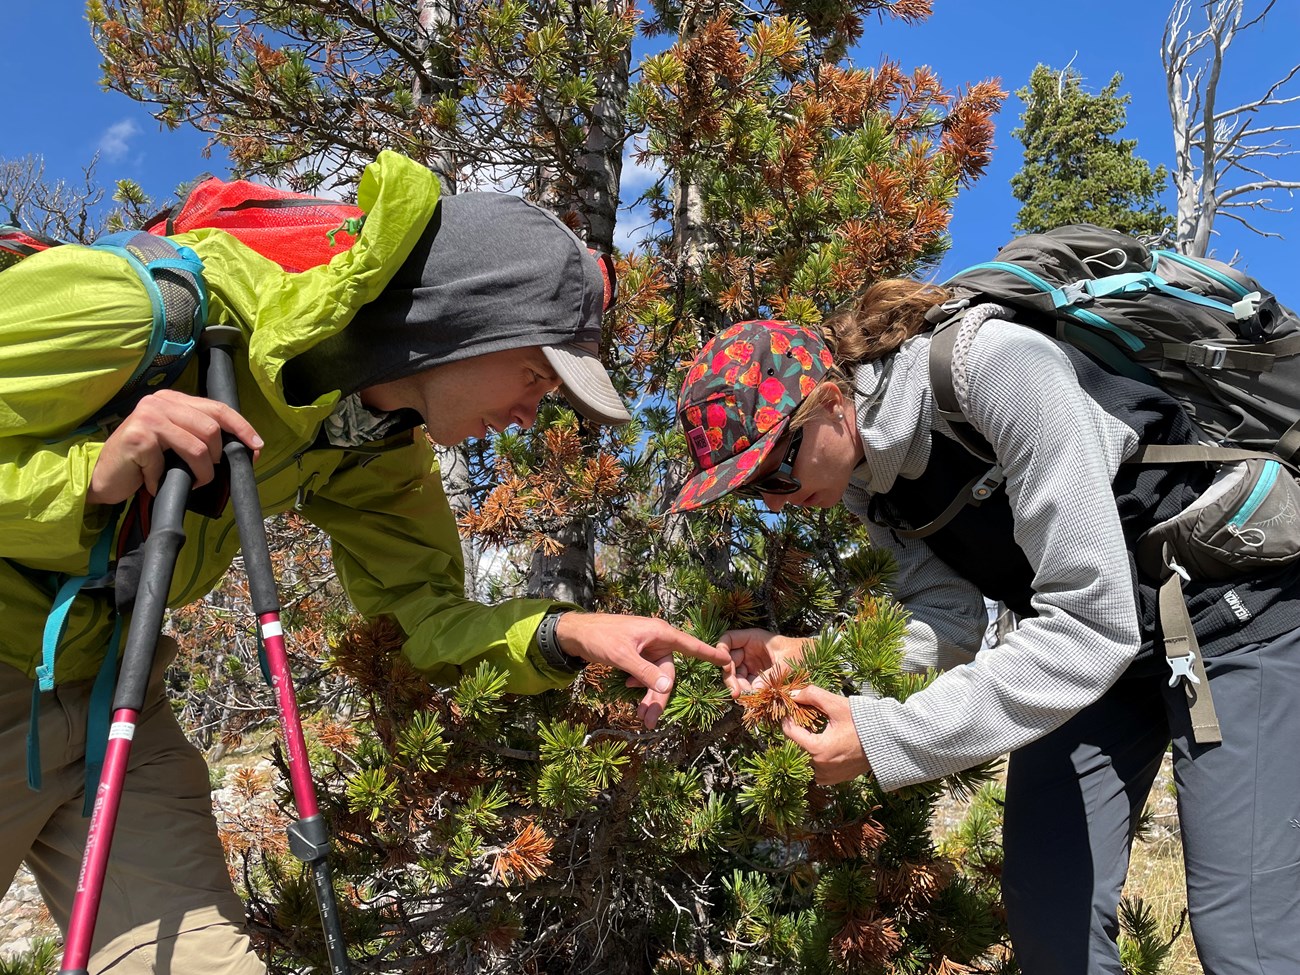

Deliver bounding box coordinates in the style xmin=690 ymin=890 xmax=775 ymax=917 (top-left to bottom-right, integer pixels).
xmin=668 ymin=320 xmax=835 ymax=512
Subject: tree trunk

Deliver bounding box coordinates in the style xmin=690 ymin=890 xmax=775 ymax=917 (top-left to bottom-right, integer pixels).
xmin=526 ymin=3 xmax=633 ymax=608
xmin=526 ymin=518 xmax=595 ymax=605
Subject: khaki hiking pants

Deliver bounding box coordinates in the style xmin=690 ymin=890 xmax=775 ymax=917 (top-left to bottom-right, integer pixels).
xmin=0 ymin=638 xmax=265 ymax=974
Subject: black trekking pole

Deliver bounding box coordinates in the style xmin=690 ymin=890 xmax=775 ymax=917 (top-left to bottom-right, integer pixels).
xmin=202 ymin=325 xmax=351 ymax=975
xmin=60 ymin=467 xmax=192 ymax=974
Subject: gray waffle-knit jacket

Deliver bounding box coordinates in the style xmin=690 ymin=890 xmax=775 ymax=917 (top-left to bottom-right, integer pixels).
xmin=844 ymin=308 xmax=1171 ymax=791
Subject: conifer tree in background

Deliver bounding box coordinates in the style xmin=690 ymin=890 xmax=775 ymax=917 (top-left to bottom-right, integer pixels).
xmin=1011 ymin=64 xmax=1172 ymax=237
xmin=71 ymin=2 xmax=1014 ymax=972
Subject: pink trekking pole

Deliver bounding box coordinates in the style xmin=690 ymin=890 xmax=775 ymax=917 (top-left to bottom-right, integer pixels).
xmin=60 ymin=325 xmax=350 ymax=974
xmin=59 ymin=463 xmax=193 ymax=975
xmin=202 ymin=326 xmax=350 ymax=975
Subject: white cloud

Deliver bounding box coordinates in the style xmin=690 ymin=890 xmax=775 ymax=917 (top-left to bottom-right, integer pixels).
xmin=620 ymin=153 xmax=665 ymax=200
xmin=97 ymin=119 xmax=141 ymax=162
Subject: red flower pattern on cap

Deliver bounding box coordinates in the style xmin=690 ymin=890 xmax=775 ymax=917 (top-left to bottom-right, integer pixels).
xmin=754 ymin=406 xmax=785 ymax=433
xmin=758 ymin=377 xmax=786 ymax=403
xmin=668 ymin=319 xmax=835 ymax=512
xmin=725 ymin=340 xmax=754 ymax=364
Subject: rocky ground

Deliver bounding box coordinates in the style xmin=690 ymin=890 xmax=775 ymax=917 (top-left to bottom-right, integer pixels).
xmin=0 ymin=864 xmax=55 ymax=959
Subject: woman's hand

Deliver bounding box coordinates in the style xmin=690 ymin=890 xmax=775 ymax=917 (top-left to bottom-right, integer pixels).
xmin=781 ymin=684 xmax=872 ymax=785
xmin=717 ymin=628 xmax=812 ymax=697
xmin=88 ymin=390 xmax=263 ymax=506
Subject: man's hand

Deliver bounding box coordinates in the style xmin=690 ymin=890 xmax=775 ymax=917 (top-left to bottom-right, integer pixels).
xmin=88 ymin=390 xmax=263 ymax=506
xmin=780 ymin=684 xmax=872 ymax=785
xmin=717 ymin=628 xmax=812 ymax=698
xmin=554 ymin=613 xmax=733 ymax=729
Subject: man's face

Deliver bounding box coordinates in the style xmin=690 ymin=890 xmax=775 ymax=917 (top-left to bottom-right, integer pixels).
xmin=365 ymin=345 xmax=564 ymax=445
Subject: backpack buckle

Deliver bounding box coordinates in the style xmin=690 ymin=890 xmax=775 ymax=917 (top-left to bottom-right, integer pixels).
xmin=1189 ymin=344 xmax=1229 ymax=370
xmin=1060 ymin=280 xmax=1095 ymax=306
xmin=970 ymin=465 xmax=1005 ymax=501
xmin=1166 ymin=652 xmax=1200 ymax=688
xmin=925 ymin=297 xmax=970 ymax=326
xmin=1232 ymin=291 xmax=1263 ymax=322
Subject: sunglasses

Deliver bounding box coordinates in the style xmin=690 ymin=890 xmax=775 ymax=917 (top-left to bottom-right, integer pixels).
xmin=736 ymin=427 xmax=805 ymax=499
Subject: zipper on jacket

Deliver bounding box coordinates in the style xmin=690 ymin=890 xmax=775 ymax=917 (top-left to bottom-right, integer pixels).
xmin=295 ymin=453 xmax=319 ymax=511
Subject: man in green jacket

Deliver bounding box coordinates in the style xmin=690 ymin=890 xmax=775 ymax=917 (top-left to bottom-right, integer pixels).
xmin=0 ymin=151 xmax=727 ymax=973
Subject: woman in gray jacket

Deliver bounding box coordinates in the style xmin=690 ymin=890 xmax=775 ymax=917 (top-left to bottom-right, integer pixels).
xmin=668 ymin=281 xmax=1300 ymax=975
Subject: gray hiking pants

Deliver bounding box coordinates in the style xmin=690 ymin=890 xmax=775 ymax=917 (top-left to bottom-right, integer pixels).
xmin=1001 ymin=626 xmax=1300 ymax=975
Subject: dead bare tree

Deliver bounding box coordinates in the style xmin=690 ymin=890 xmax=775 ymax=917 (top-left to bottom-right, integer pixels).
xmin=1163 ymin=0 xmax=1300 ymax=256
xmin=0 ymin=155 xmax=106 ymax=242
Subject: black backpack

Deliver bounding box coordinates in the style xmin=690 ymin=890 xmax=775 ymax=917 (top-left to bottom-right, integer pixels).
xmin=917 ymin=224 xmax=1300 ymax=746
xmin=927 ymin=223 xmax=1300 ymax=463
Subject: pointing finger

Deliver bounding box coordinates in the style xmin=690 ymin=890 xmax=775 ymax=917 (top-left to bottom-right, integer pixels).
xmin=789 ymin=684 xmax=837 ymax=714
xmin=661 ymin=631 xmax=732 ymax=667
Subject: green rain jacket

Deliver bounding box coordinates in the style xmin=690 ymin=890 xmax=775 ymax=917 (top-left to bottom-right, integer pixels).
xmin=0 ymin=151 xmax=575 ymax=694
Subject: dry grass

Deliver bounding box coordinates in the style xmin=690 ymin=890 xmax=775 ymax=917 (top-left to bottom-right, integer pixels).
xmin=1124 ymin=826 xmax=1202 ymax=974
xmin=1122 ymin=750 xmax=1201 ymax=974
xmin=934 ymin=751 xmax=1204 ymax=974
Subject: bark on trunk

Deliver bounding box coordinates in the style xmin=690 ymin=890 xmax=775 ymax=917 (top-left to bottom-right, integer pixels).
xmin=526 ymin=3 xmax=633 ymax=607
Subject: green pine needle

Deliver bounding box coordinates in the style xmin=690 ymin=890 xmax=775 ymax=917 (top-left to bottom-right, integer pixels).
xmin=1119 ymin=896 xmax=1187 ymax=975
xmin=737 ymin=742 xmax=814 ymax=833
xmin=453 ymin=660 xmax=509 ymax=724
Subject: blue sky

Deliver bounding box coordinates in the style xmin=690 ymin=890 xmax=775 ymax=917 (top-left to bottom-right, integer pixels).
xmin=2 ymin=3 xmax=1296 ymax=300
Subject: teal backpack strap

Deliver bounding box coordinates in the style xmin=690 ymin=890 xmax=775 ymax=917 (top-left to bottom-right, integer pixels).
xmin=24 ymin=234 xmax=206 ymax=795
xmin=82 ymin=614 xmax=125 ymax=816
xmin=85 ymin=233 xmax=207 ymax=428
xmin=27 ymin=521 xmax=117 ymax=791
xmin=1082 ymin=271 xmax=1236 ymax=314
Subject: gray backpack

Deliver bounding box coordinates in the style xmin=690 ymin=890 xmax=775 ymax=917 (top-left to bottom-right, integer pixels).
xmin=922 ymin=224 xmax=1300 ymax=745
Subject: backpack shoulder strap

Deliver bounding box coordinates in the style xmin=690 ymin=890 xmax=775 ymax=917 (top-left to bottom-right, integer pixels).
xmin=86 ymin=231 xmax=208 ymax=428
xmin=927 ymin=312 xmax=997 ymax=463
xmin=1128 ymin=442 xmax=1300 ymax=478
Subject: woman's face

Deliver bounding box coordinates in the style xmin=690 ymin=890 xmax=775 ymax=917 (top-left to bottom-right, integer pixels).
xmin=755 ymin=389 xmax=863 ymax=513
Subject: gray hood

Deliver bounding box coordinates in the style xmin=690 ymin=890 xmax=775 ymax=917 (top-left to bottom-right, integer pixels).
xmin=287 ymin=191 xmax=615 ymax=411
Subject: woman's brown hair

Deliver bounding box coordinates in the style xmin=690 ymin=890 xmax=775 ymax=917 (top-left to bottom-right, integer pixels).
xmin=790 ymin=279 xmax=951 ymax=431
xmin=823 ymin=278 xmax=952 ymax=367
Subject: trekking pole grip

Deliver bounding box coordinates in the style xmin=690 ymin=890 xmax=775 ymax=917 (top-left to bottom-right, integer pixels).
xmin=202 ymin=326 xmax=278 ymax=616
xmin=114 ymin=463 xmax=191 ymax=713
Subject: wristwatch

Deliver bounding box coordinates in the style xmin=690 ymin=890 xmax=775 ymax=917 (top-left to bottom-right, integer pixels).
xmin=536 ymin=609 xmax=587 ymax=673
